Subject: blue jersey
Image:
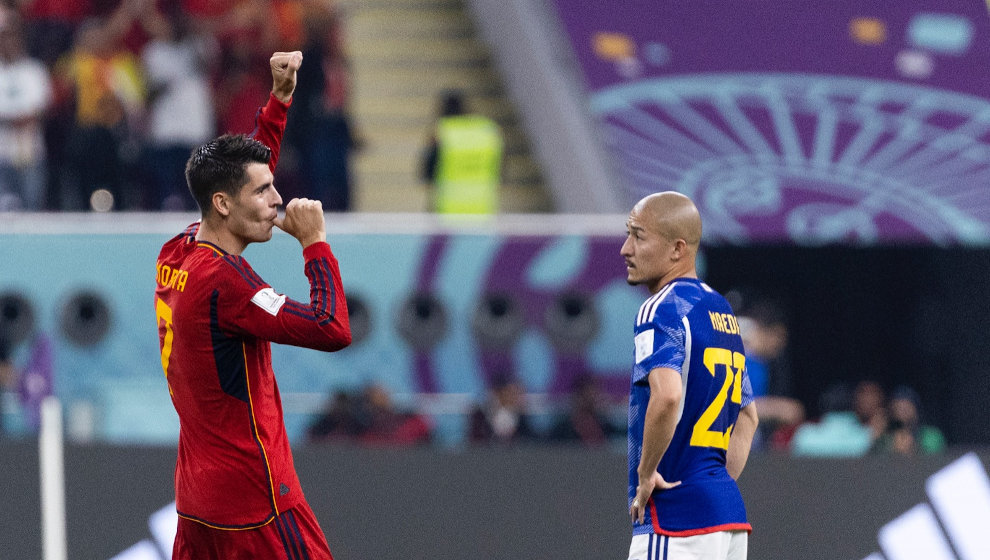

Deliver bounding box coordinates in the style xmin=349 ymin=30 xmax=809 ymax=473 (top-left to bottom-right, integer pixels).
xmin=628 ymin=278 xmax=754 ymax=536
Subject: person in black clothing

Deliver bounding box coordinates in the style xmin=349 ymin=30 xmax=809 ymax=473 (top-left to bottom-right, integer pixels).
xmin=548 ymin=375 xmax=623 ymax=445
xmin=282 ymin=4 xmax=356 ymax=211
xmin=468 ymin=375 xmax=539 ymax=444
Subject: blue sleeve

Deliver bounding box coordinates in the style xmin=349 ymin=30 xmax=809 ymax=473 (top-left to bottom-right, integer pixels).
xmin=740 ymin=365 xmax=755 ymax=408
xmin=633 ymin=304 xmax=687 ymax=385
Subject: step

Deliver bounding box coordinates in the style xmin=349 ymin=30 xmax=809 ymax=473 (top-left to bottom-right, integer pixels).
xmin=353 ymin=180 xmax=552 ymax=213
xmin=354 ymin=94 xmax=516 ymax=124
xmin=355 ymin=117 xmax=527 ymax=142
xmin=502 ymin=153 xmax=543 ymax=183
xmin=354 ymin=182 xmax=431 ymax=212
xmin=347 ymin=36 xmax=489 ymax=66
xmin=353 ymin=67 xmax=503 ymax=97
xmin=348 ymin=8 xmax=473 ymax=39
xmin=338 ymin=0 xmax=551 ymax=212
xmin=354 ymin=151 xmax=421 ymax=175
xmin=500 ymin=183 xmax=554 ymax=213
xmin=354 ymin=151 xmax=541 ymax=191
xmin=353 ymin=177 xmax=551 ymax=212
xmin=339 ymin=0 xmax=462 ymax=9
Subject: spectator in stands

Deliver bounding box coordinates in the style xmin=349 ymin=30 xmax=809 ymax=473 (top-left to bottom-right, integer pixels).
xmin=355 ymin=383 xmax=432 ymax=446
xmin=0 ymin=10 xmax=52 ymax=211
xmin=871 ymin=385 xmax=946 ymax=456
xmin=421 ymin=89 xmax=503 ymax=214
xmin=852 ymin=379 xmax=887 ymax=444
xmin=547 ymin=374 xmax=623 ymax=445
xmin=307 ymin=389 xmax=364 ymax=442
xmin=791 ymin=382 xmax=872 ymax=457
xmin=140 ymin=8 xmax=217 ymax=210
xmin=53 ymin=10 xmax=145 ymax=210
xmin=281 ymin=0 xmax=357 ymax=211
xmin=736 ymin=297 xmax=804 ymax=451
xmin=0 ymin=333 xmax=13 ymax=437
xmin=308 ymin=384 xmax=432 ymax=446
xmin=212 ymin=0 xmax=278 ymax=135
xmin=468 ymin=374 xmax=539 ymax=444
xmin=19 ymin=0 xmax=92 ymax=68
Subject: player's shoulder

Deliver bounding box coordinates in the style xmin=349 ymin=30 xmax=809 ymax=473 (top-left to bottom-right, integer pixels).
xmin=159 ymin=231 xmax=268 ymax=293
xmin=636 ymin=278 xmax=713 ymax=328
xmin=209 ymin=250 xmax=268 ymax=293
xmin=157 ymin=223 xmax=198 ymax=260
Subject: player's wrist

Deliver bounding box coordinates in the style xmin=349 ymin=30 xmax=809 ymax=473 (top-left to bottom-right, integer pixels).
xmin=298 ymin=234 xmax=326 ymax=249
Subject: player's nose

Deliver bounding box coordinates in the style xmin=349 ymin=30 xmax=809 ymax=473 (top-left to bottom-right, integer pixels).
xmin=620 ymin=237 xmax=633 ymax=256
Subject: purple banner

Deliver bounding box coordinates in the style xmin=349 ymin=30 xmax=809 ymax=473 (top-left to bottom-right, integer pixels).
xmin=552 ymin=0 xmax=990 ymax=245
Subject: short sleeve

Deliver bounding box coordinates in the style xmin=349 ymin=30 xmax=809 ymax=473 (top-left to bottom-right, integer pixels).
xmin=740 ymin=365 xmax=755 ymax=408
xmin=633 ymin=305 xmax=687 ymax=385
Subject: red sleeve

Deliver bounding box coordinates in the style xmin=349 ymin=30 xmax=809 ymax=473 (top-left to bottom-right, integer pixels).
xmin=219 ymin=242 xmax=351 ymax=352
xmin=250 ymin=93 xmax=292 ymax=172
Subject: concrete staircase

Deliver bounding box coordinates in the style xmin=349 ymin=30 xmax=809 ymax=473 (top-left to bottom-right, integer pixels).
xmin=339 ymin=0 xmax=552 ymax=212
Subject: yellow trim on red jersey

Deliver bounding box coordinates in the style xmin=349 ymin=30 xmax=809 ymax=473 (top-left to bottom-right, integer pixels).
xmin=242 ymin=343 xmax=281 ymax=516
xmin=177 ymin=512 xmax=275 ymax=531
xmin=196 ymin=242 xmax=223 ymax=257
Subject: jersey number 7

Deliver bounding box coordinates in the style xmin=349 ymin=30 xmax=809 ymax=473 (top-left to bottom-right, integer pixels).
xmin=155 ymin=297 xmax=175 ymax=396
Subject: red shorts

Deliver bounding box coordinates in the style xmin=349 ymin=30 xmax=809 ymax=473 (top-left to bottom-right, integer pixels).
xmin=173 ymin=502 xmax=333 ymax=560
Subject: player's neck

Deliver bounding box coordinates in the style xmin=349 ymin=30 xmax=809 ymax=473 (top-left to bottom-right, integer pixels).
xmin=649 ymin=267 xmax=697 ymax=294
xmin=196 ymin=217 xmax=247 ymax=256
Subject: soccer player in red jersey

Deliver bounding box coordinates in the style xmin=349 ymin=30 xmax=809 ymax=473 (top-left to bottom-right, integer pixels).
xmin=154 ymin=51 xmax=351 ymax=560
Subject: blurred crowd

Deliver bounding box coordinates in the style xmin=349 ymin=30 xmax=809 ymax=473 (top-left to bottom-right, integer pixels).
xmin=0 ymin=0 xmax=356 ymax=212
xmin=302 ymin=292 xmax=948 ymax=454
xmin=305 ymin=375 xmax=625 ymax=448
xmin=731 ymin=293 xmax=946 ymax=458
xmin=1 ymin=281 xmax=948 ymax=454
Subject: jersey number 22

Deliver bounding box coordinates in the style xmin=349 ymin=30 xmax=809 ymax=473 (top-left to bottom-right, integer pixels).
xmin=690 ymin=347 xmax=744 ymax=450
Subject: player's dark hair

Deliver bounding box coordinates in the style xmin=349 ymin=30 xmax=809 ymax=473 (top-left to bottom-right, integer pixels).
xmin=185 ymin=134 xmax=272 ymax=215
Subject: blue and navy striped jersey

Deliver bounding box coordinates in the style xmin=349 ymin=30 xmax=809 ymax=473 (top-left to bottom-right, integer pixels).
xmin=628 ymin=278 xmax=754 ymax=536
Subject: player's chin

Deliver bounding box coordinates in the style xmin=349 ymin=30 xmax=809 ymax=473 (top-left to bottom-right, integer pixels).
xmin=253 ymin=226 xmax=274 ymax=242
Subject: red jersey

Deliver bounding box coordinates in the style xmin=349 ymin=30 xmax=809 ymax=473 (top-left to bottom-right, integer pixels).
xmin=154 ymin=94 xmax=351 ymax=528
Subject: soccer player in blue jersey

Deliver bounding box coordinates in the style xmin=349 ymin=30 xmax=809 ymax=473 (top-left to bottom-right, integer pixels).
xmin=621 ymin=192 xmax=759 ymax=560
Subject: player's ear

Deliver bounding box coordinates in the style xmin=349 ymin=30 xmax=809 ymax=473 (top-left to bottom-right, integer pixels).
xmin=212 ymin=192 xmax=231 ymax=217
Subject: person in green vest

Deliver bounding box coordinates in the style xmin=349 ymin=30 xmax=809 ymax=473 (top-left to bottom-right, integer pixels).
xmin=421 ymin=90 xmax=503 ymax=214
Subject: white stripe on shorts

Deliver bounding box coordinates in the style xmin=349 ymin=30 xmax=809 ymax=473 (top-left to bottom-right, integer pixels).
xmin=628 ymin=531 xmax=746 ymax=560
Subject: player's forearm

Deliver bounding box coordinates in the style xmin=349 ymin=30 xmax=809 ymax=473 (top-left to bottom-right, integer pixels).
xmin=300 ymin=243 xmax=352 ymax=350
xmin=238 ymin=244 xmax=351 ymax=351
xmin=727 ymin=403 xmax=758 ymax=479
xmin=638 ymin=390 xmax=679 ymax=479
xmin=252 ymin=94 xmax=291 ymax=172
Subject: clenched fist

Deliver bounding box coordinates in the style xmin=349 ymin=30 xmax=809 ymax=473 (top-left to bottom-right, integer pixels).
xmin=274 ymin=198 xmax=326 ymax=249
xmin=270 ymin=51 xmax=303 ymax=103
